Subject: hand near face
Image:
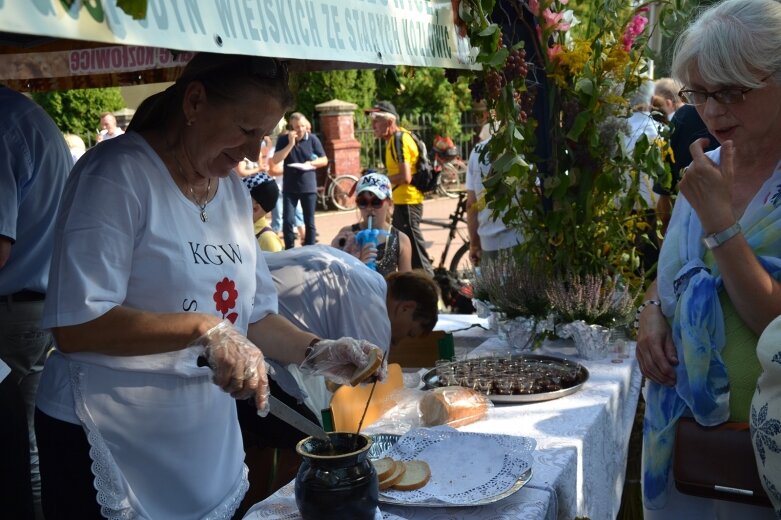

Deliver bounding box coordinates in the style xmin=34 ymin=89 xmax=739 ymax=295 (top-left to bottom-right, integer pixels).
xmin=287 ymin=130 xmax=298 ymax=144
xmin=678 ymin=139 xmax=736 ymax=233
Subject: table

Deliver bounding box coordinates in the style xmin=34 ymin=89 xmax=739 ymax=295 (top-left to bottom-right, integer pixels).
xmin=433 ymin=313 xmax=493 ymax=356
xmin=244 ymin=320 xmax=642 ymax=520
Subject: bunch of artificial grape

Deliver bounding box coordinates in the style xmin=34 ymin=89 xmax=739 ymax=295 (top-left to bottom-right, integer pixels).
xmin=505 ymin=48 xmax=528 ymax=81
xmin=516 ymin=88 xmax=537 ymax=124
xmin=485 ymin=69 xmax=505 ymax=100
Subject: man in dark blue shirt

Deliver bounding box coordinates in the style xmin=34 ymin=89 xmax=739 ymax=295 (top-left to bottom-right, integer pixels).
xmin=271 ymin=113 xmax=329 ymax=249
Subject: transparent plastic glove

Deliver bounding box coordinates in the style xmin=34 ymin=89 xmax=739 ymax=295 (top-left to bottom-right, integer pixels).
xmin=300 ymin=337 xmax=387 ymax=386
xmin=192 ymin=319 xmax=273 ymax=416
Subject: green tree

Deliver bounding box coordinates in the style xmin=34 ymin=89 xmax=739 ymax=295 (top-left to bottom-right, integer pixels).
xmin=31 ymin=87 xmax=125 ymax=144
xmin=654 ymin=0 xmax=718 ymax=77
xmin=375 ymin=66 xmax=472 ymax=141
xmin=290 ymin=69 xmax=377 ymax=125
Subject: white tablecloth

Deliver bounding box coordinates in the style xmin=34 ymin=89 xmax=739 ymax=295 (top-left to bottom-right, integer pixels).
xmin=245 ymin=332 xmax=642 ymax=520
xmin=434 ymin=313 xmax=493 ymax=355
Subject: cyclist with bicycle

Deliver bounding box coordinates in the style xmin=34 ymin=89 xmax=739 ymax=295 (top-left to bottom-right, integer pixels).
xmin=331 ymin=172 xmax=412 ymax=275
xmin=465 ymin=137 xmax=524 ymax=265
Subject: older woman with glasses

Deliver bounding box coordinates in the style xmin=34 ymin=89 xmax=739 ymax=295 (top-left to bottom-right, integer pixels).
xmin=331 ymin=172 xmax=412 ymax=275
xmin=635 ymin=0 xmax=781 ymax=517
xmin=33 ymin=53 xmax=384 ymax=519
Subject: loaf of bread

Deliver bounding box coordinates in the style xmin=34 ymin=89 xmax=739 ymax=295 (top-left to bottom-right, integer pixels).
xmin=419 ymin=386 xmax=490 ymax=428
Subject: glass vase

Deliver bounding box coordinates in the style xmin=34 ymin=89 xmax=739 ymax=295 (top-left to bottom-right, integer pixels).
xmin=558 ymin=320 xmax=612 ymax=360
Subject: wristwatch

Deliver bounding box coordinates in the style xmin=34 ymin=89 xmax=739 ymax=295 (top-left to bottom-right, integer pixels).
xmin=702 ymin=222 xmax=741 ymax=250
xmin=304 ymin=337 xmax=321 ymax=359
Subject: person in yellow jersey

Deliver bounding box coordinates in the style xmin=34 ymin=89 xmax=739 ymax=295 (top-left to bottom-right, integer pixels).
xmin=367 ymin=101 xmax=433 ymax=276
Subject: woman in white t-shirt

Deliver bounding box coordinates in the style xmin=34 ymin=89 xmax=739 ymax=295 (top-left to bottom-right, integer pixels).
xmin=34 ymin=53 xmax=384 ymax=520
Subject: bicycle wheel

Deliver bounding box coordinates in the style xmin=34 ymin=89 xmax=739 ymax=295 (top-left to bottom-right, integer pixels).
xmin=438 ymin=159 xmax=467 ymax=198
xmin=448 ymin=242 xmax=472 ymax=280
xmin=329 ymin=175 xmax=359 ymax=211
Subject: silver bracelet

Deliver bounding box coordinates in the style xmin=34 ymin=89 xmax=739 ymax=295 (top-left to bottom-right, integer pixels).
xmin=633 ymin=300 xmax=661 ymax=330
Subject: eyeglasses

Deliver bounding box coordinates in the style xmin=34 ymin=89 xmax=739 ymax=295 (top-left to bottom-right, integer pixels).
xmin=357 ymin=196 xmax=385 ymax=209
xmin=678 ymin=75 xmax=771 ymax=106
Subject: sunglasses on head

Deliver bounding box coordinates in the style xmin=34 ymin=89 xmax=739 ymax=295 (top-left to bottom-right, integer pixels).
xmin=182 ymin=54 xmax=289 ymax=85
xmin=357 ymin=196 xmax=385 ymax=209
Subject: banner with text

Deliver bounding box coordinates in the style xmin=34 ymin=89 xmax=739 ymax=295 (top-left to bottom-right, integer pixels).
xmin=0 ymin=0 xmax=477 ymax=80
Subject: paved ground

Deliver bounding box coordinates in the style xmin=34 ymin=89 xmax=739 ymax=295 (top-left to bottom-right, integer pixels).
xmin=302 ymin=195 xmax=470 ymax=272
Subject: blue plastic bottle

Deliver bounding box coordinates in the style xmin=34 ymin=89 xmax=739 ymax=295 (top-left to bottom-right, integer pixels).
xmin=355 ymin=216 xmax=387 ymax=271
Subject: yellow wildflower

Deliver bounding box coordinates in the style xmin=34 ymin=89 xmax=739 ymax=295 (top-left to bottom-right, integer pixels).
xmin=557 ymin=40 xmax=592 ymax=75
xmin=604 ymin=46 xmax=629 ymax=77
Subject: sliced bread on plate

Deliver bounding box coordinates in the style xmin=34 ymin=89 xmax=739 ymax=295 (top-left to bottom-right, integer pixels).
xmin=379 ymin=461 xmax=406 ymax=490
xmin=372 ymin=457 xmax=396 ymax=481
xmin=392 ymin=460 xmax=431 ymax=491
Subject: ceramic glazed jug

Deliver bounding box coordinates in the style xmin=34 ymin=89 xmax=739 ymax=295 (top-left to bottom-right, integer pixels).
xmin=294 ymin=432 xmax=378 ymax=520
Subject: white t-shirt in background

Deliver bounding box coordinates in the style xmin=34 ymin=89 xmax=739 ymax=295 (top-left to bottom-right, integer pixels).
xmin=465 ymin=139 xmax=524 ymax=251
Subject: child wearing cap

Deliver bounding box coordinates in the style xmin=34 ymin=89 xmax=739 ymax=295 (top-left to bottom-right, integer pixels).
xmin=243 ymin=172 xmax=284 ymax=252
xmin=330 ymin=172 xmax=412 ymax=275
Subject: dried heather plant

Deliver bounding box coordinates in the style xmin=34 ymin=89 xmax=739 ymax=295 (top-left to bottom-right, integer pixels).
xmin=468 ymin=266 xmax=491 ymax=302
xmin=546 ymin=271 xmax=637 ymax=327
xmin=477 ymin=249 xmax=550 ymax=319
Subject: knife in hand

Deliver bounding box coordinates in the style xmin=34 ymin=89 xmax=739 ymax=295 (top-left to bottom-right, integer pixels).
xmin=197 ymin=355 xmax=330 ymax=441
xmin=267 ymin=395 xmax=331 ymax=441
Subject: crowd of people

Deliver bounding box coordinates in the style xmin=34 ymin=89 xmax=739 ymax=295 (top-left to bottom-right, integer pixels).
xmin=3 ymin=0 xmax=781 ymax=517
xmin=0 ymin=52 xmax=438 ymax=519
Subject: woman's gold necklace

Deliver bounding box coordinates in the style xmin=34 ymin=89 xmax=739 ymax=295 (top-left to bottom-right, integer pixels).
xmin=173 ymin=153 xmax=211 ymax=223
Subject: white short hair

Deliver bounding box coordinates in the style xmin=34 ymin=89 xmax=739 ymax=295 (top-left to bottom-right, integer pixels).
xmin=672 ymin=0 xmax=781 ymax=89
xmin=654 ymin=78 xmax=682 ymax=103
xmin=370 ymin=111 xmax=396 ymax=122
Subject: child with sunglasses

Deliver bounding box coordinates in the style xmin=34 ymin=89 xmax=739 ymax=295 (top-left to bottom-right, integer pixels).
xmin=331 ymin=172 xmax=412 ymax=275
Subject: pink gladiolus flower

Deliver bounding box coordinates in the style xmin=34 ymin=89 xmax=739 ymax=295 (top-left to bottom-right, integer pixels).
xmin=541 ymin=7 xmax=571 ymax=32
xmin=529 ymin=0 xmax=540 ymax=15
xmin=630 ymin=15 xmax=648 ymax=35
xmin=547 ymin=44 xmax=563 ymax=61
xmin=622 ymin=15 xmax=648 ymax=51
xmin=543 ymin=8 xmax=564 ymax=29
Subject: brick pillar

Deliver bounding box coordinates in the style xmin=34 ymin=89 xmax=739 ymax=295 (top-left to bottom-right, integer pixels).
xmin=315 ymin=99 xmax=362 ymax=176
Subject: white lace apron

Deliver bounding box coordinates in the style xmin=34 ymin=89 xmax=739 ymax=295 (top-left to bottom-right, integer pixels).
xmin=68 ymin=353 xmax=248 ymax=520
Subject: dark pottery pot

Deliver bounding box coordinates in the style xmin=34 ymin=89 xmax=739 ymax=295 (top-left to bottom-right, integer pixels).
xmin=295 ymin=432 xmax=378 ymax=520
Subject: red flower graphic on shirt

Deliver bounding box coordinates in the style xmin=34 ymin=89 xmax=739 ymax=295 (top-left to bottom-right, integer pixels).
xmin=213 ymin=277 xmax=239 ymax=323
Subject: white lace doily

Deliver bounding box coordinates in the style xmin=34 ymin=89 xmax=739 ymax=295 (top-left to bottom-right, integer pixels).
xmin=378 ymin=427 xmax=535 ymax=505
